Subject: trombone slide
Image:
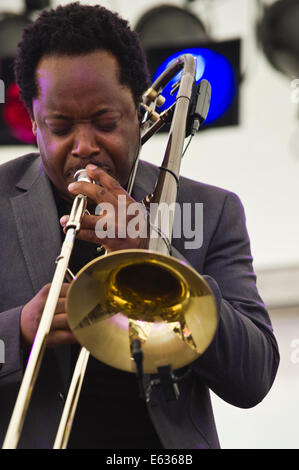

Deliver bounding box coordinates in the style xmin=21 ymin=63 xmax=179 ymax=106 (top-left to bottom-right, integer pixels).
xmin=2 ymin=194 xmax=87 ymax=449
xmin=53 ymin=347 xmax=90 ymax=449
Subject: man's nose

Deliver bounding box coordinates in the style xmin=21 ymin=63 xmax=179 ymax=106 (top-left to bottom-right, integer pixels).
xmin=71 ymin=126 xmax=99 ymax=158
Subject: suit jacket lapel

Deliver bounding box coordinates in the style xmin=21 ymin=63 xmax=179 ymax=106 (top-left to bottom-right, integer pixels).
xmin=10 ymin=155 xmax=71 ymax=394
xmin=10 ymin=157 xmax=62 ymax=293
xmin=132 ymin=159 xmax=158 ymax=202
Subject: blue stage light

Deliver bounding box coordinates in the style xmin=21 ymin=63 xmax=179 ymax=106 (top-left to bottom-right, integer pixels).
xmin=152 ymin=47 xmax=237 ymax=126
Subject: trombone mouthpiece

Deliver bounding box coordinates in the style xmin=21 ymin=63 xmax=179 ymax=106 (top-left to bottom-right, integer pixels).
xmin=74 ymin=169 xmax=93 ymax=183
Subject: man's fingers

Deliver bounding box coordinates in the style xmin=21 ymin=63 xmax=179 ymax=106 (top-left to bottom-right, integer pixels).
xmin=47 ymin=330 xmax=78 ymax=347
xmin=49 ymin=312 xmax=77 ymax=347
xmin=55 ymin=298 xmax=67 ymax=314
xmin=42 ymin=282 xmax=69 ymax=299
xmin=85 ymin=164 xmax=120 ymax=189
xmin=67 ymin=166 xmax=123 ymax=205
xmin=60 ymin=214 xmax=109 ymax=243
xmin=51 ymin=313 xmax=71 ymax=331
xmin=60 ymin=283 xmax=70 ymax=297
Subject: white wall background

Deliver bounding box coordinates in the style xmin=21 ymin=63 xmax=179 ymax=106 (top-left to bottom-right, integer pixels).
xmin=1 ymin=0 xmax=299 ymax=449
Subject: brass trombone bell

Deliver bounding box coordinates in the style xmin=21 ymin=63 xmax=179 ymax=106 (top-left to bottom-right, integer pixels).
xmin=66 ymin=249 xmax=218 ymax=374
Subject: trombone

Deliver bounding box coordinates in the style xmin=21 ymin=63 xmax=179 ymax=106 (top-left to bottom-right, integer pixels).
xmin=3 ymin=54 xmax=217 ymax=449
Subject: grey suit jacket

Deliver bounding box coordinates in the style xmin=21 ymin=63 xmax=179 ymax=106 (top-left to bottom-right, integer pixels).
xmin=0 ymin=153 xmax=279 ymax=449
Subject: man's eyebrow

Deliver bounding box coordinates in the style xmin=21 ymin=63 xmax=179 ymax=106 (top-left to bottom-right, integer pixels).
xmin=46 ymin=113 xmax=72 ymax=121
xmin=46 ymin=109 xmax=117 ymax=120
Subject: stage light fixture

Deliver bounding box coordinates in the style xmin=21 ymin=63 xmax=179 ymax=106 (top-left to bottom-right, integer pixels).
xmin=0 ymin=12 xmax=34 ymax=145
xmin=135 ymin=4 xmax=210 ymax=49
xmin=151 ymin=44 xmax=238 ymax=127
xmin=135 ymin=5 xmax=240 ymax=130
xmin=0 ymin=1 xmax=50 ymax=145
xmin=258 ymin=0 xmax=299 ymax=78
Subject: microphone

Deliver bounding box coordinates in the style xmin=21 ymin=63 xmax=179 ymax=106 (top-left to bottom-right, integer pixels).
xmin=186 ymin=79 xmax=211 ymax=136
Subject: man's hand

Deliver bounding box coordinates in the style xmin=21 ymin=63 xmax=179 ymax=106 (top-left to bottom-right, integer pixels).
xmin=20 ymin=283 xmax=77 ymax=349
xmin=60 ymin=164 xmax=148 ymax=252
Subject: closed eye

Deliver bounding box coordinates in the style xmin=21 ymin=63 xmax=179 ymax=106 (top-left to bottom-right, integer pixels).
xmin=93 ymin=118 xmax=119 ymax=133
xmin=45 ymin=111 xmax=121 ymax=135
xmin=50 ymin=127 xmax=72 ymax=136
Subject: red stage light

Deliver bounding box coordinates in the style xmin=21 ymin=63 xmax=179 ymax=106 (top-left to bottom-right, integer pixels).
xmin=3 ymin=83 xmax=36 ymax=145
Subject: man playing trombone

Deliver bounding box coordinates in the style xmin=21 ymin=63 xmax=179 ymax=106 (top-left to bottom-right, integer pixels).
xmin=0 ymin=2 xmax=279 ymax=449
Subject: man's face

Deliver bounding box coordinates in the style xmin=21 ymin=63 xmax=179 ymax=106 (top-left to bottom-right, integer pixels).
xmin=32 ymin=50 xmax=141 ymax=203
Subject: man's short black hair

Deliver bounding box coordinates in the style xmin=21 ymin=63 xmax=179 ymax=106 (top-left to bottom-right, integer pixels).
xmin=14 ymin=2 xmax=151 ymax=115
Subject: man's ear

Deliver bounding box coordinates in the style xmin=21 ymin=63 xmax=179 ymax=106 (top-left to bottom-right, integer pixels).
xmin=137 ymin=103 xmax=146 ymax=125
xmin=31 ymin=120 xmax=37 ymax=136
